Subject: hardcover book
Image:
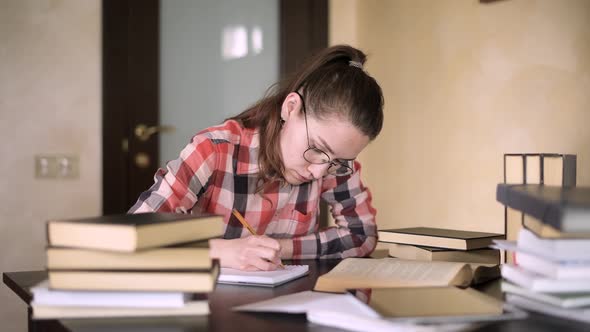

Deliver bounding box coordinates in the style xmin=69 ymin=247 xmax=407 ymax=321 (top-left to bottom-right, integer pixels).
xmin=363 ymin=287 xmax=503 ymax=318
xmin=48 ymin=260 xmax=220 ymax=292
xmin=385 ymin=243 xmax=500 ymax=264
xmin=46 ymin=245 xmax=212 ymax=270
xmin=378 ymin=227 xmax=503 ymax=250
xmin=496 ymin=184 xmax=590 ymax=232
xmin=523 ymin=215 xmax=590 ymax=239
xmin=47 ymin=212 xmax=224 ymax=252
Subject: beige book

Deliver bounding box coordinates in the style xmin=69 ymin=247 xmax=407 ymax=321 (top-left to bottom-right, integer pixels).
xmin=49 ymin=261 xmax=219 ymax=292
xmin=385 ymin=243 xmax=500 ymax=264
xmin=378 ymin=227 xmax=503 ymax=250
xmin=366 ymin=287 xmax=503 ymax=317
xmin=46 ymin=246 xmax=211 ymax=270
xmin=47 ymin=212 xmax=224 ymax=252
xmin=523 ymin=215 xmax=590 ymax=239
xmin=313 ymin=258 xmax=499 ymax=293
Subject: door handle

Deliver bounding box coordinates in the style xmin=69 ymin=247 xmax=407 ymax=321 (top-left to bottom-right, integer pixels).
xmin=134 ymin=124 xmax=176 ymax=142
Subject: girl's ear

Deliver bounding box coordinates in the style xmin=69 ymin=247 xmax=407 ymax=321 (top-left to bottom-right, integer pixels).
xmin=280 ymin=92 xmax=303 ymax=121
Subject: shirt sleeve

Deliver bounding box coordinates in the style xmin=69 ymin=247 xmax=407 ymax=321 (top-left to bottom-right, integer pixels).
xmin=290 ymin=161 xmax=378 ymax=259
xmin=128 ymin=134 xmax=218 ymax=214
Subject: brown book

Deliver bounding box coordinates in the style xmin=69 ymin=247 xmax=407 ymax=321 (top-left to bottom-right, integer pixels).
xmin=385 ymin=243 xmax=500 ymax=264
xmin=313 ymin=258 xmax=500 ymax=293
xmin=46 ymin=244 xmax=212 ymax=270
xmin=523 ymin=215 xmax=590 ymax=239
xmin=48 ymin=260 xmax=219 ymax=292
xmin=47 ymin=212 xmax=224 ymax=252
xmin=362 ymin=287 xmax=503 ymax=318
xmin=378 ymin=227 xmax=503 ymax=250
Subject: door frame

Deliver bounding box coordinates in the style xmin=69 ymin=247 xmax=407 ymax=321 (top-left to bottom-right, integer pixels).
xmin=102 ymin=0 xmax=328 ymax=214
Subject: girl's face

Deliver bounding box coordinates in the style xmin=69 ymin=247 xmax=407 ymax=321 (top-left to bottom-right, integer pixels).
xmin=279 ymin=92 xmax=370 ymax=185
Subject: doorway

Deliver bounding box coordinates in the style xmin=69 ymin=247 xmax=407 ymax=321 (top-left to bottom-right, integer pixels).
xmin=102 ymin=0 xmax=328 ymax=214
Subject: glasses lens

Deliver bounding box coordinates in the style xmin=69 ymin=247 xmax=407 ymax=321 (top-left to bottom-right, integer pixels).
xmin=328 ymin=162 xmax=353 ymax=176
xmin=303 ymin=148 xmax=330 ymax=164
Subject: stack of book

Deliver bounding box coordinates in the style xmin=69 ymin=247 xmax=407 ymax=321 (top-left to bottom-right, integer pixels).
xmin=495 ymin=183 xmax=590 ymax=323
xmin=377 ymin=227 xmax=503 ymax=265
xmin=502 ymin=153 xmax=576 ymax=264
xmin=32 ymin=212 xmax=224 ymax=319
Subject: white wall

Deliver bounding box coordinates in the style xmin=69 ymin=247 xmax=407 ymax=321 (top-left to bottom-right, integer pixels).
xmin=0 ymin=1 xmax=101 ymax=331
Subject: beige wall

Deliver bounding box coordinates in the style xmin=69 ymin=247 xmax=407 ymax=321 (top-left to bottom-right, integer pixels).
xmin=331 ymin=0 xmax=590 ymax=233
xmin=0 ymin=1 xmax=101 ymax=331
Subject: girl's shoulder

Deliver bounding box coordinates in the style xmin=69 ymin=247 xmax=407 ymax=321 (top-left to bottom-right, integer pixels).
xmin=193 ymin=120 xmax=256 ymax=146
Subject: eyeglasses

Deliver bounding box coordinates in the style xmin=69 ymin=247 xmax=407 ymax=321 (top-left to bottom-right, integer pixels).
xmin=294 ymin=91 xmax=354 ymax=176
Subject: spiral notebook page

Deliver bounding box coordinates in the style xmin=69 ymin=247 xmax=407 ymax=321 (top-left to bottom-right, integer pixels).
xmin=218 ymin=265 xmax=309 ymax=287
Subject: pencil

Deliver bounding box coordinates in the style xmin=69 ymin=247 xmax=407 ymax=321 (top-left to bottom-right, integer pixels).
xmin=232 ymin=209 xmax=285 ymax=269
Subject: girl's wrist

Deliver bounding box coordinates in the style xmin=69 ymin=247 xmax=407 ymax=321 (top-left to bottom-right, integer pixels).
xmin=278 ymin=238 xmax=294 ymax=259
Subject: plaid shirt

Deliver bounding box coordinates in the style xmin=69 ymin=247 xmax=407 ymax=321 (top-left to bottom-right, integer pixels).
xmin=129 ymin=120 xmax=377 ymax=259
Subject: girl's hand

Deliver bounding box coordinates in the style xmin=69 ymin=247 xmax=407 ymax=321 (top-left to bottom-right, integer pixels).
xmin=209 ymin=236 xmax=282 ymax=271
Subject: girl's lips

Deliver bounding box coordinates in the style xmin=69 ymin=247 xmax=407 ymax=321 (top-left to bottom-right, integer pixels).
xmin=294 ymin=171 xmax=309 ymax=182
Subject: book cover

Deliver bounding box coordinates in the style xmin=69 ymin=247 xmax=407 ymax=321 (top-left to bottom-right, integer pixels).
xmin=48 ymin=260 xmax=220 ymax=292
xmin=46 ymin=245 xmax=211 ymax=270
xmin=518 ymin=228 xmax=590 ymax=261
xmin=501 ymin=281 xmax=590 ymax=309
xmin=364 ymin=287 xmax=503 ymax=318
xmin=378 ymin=227 xmax=503 ymax=250
xmin=47 ymin=212 xmax=224 ymax=252
xmin=506 ymin=294 xmax=590 ymax=324
xmin=384 ymin=243 xmax=500 ymax=264
xmin=513 ymin=250 xmax=590 ymax=280
xmin=501 ymin=264 xmax=590 ymax=293
xmin=496 ymin=184 xmax=590 ymax=232
xmin=523 ymin=215 xmax=590 ymax=239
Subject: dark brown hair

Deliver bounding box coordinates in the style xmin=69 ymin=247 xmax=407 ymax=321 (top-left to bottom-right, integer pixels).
xmin=229 ymin=45 xmax=384 ymax=185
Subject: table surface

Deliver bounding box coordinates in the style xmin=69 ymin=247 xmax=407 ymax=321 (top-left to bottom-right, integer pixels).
xmin=3 ymin=259 xmax=589 ymax=332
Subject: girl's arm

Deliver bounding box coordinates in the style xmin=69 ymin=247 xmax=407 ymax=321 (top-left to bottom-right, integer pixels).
xmin=281 ymin=161 xmax=378 ymax=259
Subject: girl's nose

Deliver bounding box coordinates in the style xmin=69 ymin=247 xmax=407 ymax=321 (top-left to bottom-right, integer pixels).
xmin=307 ymin=163 xmax=330 ymax=180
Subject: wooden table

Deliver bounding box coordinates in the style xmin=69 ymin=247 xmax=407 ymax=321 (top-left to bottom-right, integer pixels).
xmin=4 ymin=259 xmax=589 ymax=331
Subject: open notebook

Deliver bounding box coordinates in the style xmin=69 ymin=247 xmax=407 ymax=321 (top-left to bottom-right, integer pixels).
xmin=218 ymin=265 xmax=309 ymax=287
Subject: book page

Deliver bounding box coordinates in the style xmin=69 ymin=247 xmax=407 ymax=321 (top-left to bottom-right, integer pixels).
xmin=218 ymin=265 xmax=309 ymax=286
xmin=314 ymin=258 xmax=471 ymax=293
xmin=233 ymin=290 xmax=379 ymax=317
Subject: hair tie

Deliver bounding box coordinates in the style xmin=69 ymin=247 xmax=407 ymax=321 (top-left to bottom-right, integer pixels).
xmin=349 ymin=60 xmax=363 ymax=69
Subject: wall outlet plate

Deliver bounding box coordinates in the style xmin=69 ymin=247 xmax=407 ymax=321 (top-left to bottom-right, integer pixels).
xmin=35 ymin=154 xmax=79 ymax=179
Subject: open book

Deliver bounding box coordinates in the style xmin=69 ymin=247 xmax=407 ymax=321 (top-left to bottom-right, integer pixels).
xmin=314 ymin=258 xmax=499 ymax=293
xmin=218 ymin=265 xmax=309 ymax=287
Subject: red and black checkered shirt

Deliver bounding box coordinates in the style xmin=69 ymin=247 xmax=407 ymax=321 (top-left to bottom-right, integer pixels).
xmin=129 ymin=120 xmax=377 ymax=259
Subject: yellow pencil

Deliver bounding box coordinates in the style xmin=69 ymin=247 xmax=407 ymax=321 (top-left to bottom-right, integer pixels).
xmin=231 ymin=209 xmax=285 ymax=269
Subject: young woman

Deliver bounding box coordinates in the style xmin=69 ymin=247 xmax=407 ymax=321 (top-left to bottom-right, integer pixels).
xmin=130 ymin=45 xmax=384 ymax=271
